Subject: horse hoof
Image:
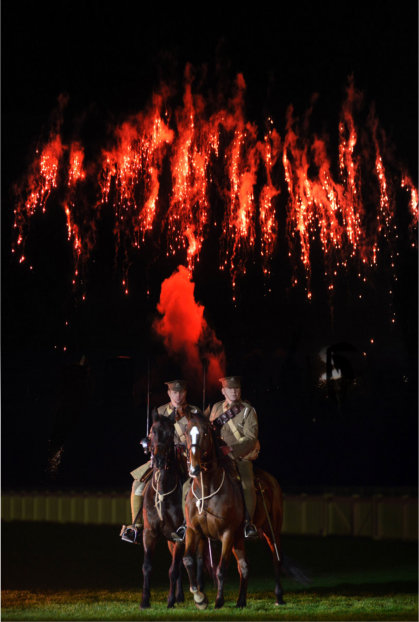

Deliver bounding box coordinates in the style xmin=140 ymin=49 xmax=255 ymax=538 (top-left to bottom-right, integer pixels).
xmin=167 ymin=601 xmax=175 ymax=609
xmin=140 ymin=602 xmax=150 ymax=609
xmin=275 ymin=599 xmax=286 ymax=606
xmin=176 ymin=594 xmax=185 ymax=603
xmin=215 ymin=598 xmax=224 ymax=609
xmin=235 ymin=601 xmax=246 ymax=608
xmin=194 ymin=594 xmax=208 ymax=610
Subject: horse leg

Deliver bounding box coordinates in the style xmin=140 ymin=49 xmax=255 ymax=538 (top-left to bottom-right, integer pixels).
xmin=174 ymin=542 xmax=185 ymax=604
xmin=262 ymin=531 xmax=285 ymax=605
xmin=232 ymin=535 xmax=249 ymax=608
xmin=175 ymin=570 xmax=185 ymax=603
xmin=141 ymin=529 xmax=156 ymax=609
xmin=183 ymin=528 xmax=208 ymax=610
xmin=196 ymin=537 xmax=206 ymax=592
xmin=167 ymin=541 xmax=183 ymax=608
xmin=214 ymin=530 xmax=234 ymax=609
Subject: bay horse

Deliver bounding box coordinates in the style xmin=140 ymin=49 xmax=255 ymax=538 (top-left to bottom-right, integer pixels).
xmin=140 ymin=414 xmax=186 ymax=609
xmin=182 ymin=412 xmax=285 ymax=609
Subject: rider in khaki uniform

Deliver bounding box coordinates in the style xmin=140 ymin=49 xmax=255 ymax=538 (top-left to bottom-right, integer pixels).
xmin=128 ymin=379 xmax=199 ymax=541
xmin=209 ymin=376 xmax=259 ymax=538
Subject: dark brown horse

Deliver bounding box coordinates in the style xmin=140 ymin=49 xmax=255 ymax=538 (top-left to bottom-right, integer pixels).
xmin=182 ymin=412 xmax=285 ymax=609
xmin=140 ymin=414 xmax=185 ymax=609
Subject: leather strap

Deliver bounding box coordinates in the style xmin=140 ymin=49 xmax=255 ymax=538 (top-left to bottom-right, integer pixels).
xmin=174 ymin=418 xmax=187 ymax=444
xmin=212 ymin=403 xmax=243 ymax=428
xmin=227 ymin=418 xmax=243 ymax=441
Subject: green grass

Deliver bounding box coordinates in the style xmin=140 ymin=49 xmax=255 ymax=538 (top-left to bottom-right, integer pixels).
xmin=2 ymin=523 xmax=417 ymax=620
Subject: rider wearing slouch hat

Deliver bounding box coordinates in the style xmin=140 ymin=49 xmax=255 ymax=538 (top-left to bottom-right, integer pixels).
xmin=127 ymin=379 xmax=200 ymax=541
xmin=209 ymin=376 xmax=260 ymax=538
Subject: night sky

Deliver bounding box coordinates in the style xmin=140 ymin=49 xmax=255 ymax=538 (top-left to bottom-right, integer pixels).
xmin=2 ymin=1 xmax=418 ymax=492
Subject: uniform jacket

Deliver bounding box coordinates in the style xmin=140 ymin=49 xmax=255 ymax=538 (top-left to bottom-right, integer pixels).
xmin=209 ymin=400 xmax=259 ymax=460
xmin=130 ymin=401 xmax=200 ymax=480
xmin=157 ymin=402 xmax=200 ymax=446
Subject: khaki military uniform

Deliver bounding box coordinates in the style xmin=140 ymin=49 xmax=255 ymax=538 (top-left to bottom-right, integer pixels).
xmin=131 ymin=402 xmax=199 ymax=517
xmin=209 ymin=400 xmax=259 ymax=519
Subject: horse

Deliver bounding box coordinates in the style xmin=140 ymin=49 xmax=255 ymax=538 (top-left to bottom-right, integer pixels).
xmin=182 ymin=412 xmax=285 ymax=609
xmin=140 ymin=414 xmax=186 ymax=609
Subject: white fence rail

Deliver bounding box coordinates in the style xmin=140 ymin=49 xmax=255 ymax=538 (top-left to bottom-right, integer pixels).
xmin=1 ymin=492 xmax=417 ymax=540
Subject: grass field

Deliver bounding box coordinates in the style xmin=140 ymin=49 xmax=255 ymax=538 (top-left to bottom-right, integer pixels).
xmin=2 ymin=522 xmax=417 ymax=620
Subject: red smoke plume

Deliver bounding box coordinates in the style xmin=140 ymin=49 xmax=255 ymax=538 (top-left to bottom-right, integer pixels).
xmin=153 ymin=265 xmax=225 ymax=392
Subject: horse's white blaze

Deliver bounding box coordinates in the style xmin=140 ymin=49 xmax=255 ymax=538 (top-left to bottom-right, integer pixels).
xmin=190 ymin=425 xmax=200 ymax=446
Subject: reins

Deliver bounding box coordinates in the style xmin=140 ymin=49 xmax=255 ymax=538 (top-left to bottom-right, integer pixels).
xmin=151 ymin=469 xmax=179 ymax=520
xmin=192 ymin=468 xmax=226 ymax=515
xmin=149 ymin=424 xmax=179 ymax=521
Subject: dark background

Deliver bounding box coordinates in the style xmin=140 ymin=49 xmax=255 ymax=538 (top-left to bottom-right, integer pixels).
xmin=2 ymin=1 xmax=418 ymax=492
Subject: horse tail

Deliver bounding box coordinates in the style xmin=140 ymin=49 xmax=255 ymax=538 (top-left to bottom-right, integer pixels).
xmin=254 ymin=467 xmax=283 ymax=533
xmin=281 ymin=553 xmax=312 ymax=586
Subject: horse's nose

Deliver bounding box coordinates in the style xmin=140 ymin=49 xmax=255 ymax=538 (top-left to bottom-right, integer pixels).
xmin=189 ymin=464 xmax=201 ymax=478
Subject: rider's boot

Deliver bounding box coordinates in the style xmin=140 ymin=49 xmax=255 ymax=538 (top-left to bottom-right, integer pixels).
xmin=120 ymin=490 xmax=143 ymax=543
xmin=131 ymin=487 xmax=144 ymax=528
xmin=237 ymin=477 xmax=258 ymax=538
xmin=244 ymin=518 xmax=258 ymax=538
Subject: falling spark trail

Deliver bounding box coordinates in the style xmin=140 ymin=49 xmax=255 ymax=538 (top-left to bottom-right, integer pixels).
xmin=11 ymin=72 xmax=417 ymax=302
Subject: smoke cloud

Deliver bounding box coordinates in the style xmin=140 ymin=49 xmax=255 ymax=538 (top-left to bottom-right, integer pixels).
xmin=153 ymin=265 xmax=226 ymax=392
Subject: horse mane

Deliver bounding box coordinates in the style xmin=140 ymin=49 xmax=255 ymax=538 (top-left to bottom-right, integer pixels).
xmin=149 ymin=414 xmax=177 ymax=464
xmin=151 ymin=409 xmax=173 ymax=425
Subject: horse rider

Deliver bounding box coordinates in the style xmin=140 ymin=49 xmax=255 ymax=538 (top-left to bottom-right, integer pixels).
xmin=209 ymin=376 xmax=260 ymax=538
xmin=127 ymin=379 xmax=200 ymax=542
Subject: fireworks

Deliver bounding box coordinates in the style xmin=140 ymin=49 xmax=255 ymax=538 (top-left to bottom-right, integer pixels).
xmin=11 ymin=72 xmax=417 ymax=299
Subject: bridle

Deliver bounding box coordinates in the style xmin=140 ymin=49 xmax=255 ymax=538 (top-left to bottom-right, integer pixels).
xmin=149 ymin=421 xmax=179 ymax=519
xmin=186 ymin=423 xmax=214 ymax=473
xmin=150 ymin=420 xmax=175 ymax=471
xmin=186 ymin=420 xmax=226 ymax=515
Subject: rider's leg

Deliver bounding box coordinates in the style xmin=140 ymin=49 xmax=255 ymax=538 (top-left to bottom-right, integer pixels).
xmin=237 ymin=460 xmax=258 ymax=538
xmin=131 ymin=479 xmax=145 ymax=526
xmin=128 ymin=460 xmax=152 ymax=527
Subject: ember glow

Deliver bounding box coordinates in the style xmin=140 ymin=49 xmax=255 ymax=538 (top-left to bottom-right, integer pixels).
xmin=12 ymin=71 xmax=417 ymax=299
xmin=12 ymin=133 xmax=63 ymax=263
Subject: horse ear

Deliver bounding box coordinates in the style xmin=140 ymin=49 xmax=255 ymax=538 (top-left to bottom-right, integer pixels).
xmin=151 ymin=408 xmax=159 ymax=423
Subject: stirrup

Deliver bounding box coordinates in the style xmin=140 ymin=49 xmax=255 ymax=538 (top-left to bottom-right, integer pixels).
xmin=244 ymin=521 xmax=258 ymax=539
xmin=171 ymin=524 xmax=186 ymax=543
xmin=120 ymin=523 xmax=142 ymax=544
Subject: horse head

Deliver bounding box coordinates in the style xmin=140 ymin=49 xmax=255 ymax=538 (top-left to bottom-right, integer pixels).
xmin=149 ymin=414 xmax=175 ymax=470
xmin=185 ymin=414 xmax=215 ymax=478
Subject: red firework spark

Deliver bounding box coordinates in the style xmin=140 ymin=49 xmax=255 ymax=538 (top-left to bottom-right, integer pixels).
xmin=11 ymin=72 xmax=417 ymax=300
